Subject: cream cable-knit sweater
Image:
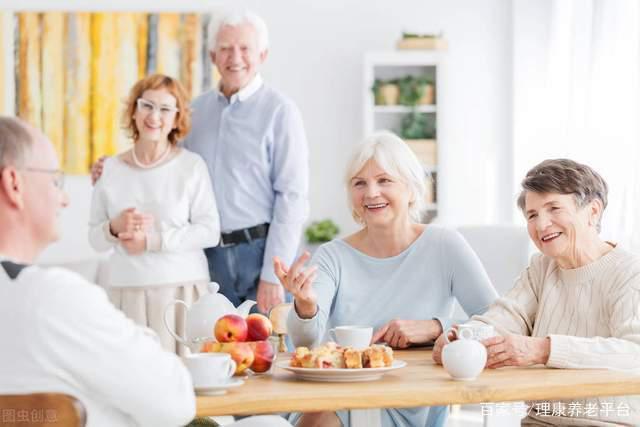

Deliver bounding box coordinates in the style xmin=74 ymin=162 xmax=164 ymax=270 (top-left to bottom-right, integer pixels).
xmin=473 ymin=245 xmax=640 ymax=426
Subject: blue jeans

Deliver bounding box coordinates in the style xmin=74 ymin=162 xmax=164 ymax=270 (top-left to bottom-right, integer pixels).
xmin=205 ymin=238 xmax=266 ymax=310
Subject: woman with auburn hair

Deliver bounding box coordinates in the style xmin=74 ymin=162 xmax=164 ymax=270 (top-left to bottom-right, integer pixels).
xmin=89 ymin=74 xmax=220 ymax=355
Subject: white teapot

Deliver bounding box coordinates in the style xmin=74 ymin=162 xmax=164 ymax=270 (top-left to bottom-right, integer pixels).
xmin=164 ymin=282 xmax=255 ymax=352
xmin=442 ymin=327 xmax=487 ymax=381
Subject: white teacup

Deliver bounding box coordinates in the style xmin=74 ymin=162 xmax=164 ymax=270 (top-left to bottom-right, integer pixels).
xmin=329 ymin=325 xmax=373 ymax=349
xmin=445 ymin=323 xmax=495 ymax=343
xmin=183 ymin=353 xmax=236 ymax=388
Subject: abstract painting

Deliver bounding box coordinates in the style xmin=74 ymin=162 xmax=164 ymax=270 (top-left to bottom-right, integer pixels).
xmin=0 ymin=11 xmax=217 ymax=174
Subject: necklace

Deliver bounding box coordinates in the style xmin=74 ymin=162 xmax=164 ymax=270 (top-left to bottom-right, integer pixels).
xmin=131 ymin=143 xmax=172 ymax=169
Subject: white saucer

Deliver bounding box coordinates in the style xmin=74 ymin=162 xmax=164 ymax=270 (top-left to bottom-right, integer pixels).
xmin=194 ymin=378 xmax=244 ymax=396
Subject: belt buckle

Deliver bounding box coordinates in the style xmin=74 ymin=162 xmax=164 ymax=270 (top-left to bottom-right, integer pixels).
xmin=220 ymin=235 xmax=235 ymax=248
xmin=243 ymin=228 xmax=253 ymax=243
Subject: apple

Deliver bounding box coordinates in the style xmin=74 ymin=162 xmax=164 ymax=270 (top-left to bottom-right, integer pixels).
xmin=246 ymin=313 xmax=273 ymax=341
xmin=249 ymin=340 xmax=275 ymax=373
xmin=214 ymin=314 xmax=248 ymax=342
xmin=218 ymin=342 xmax=254 ymax=375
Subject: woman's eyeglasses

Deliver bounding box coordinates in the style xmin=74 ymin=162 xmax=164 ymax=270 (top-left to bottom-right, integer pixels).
xmin=136 ymin=98 xmax=179 ymax=118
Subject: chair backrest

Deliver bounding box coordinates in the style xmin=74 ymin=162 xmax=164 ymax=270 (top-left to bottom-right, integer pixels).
xmin=0 ymin=393 xmax=86 ymax=427
xmin=457 ymin=225 xmax=533 ymax=296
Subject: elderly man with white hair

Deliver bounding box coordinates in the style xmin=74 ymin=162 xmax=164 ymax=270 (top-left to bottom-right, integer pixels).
xmin=184 ymin=8 xmax=309 ymax=314
xmin=92 ymin=8 xmax=309 ymax=315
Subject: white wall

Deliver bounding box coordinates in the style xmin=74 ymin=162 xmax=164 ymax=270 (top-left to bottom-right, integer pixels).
xmin=6 ymin=0 xmax=515 ymax=261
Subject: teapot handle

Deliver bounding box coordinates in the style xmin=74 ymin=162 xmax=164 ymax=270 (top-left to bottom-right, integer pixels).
xmin=443 ymin=326 xmax=473 ymax=344
xmin=164 ymin=300 xmax=190 ymax=347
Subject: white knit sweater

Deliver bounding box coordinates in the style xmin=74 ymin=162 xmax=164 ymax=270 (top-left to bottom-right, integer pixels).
xmin=88 ymin=149 xmax=220 ymax=287
xmin=473 ymin=245 xmax=640 ymax=426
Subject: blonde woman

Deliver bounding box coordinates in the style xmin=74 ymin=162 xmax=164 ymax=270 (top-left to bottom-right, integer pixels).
xmin=274 ymin=131 xmax=498 ymax=427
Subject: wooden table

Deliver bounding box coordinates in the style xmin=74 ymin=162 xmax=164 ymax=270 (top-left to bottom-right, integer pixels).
xmin=196 ymin=349 xmax=640 ymax=418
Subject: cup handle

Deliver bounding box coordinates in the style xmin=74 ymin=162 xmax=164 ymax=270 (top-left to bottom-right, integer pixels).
xmin=443 ymin=327 xmax=458 ymax=344
xmin=227 ymin=359 xmax=237 ymax=378
xmin=163 ymin=300 xmax=190 ymax=347
xmin=328 ymin=328 xmax=337 ymax=342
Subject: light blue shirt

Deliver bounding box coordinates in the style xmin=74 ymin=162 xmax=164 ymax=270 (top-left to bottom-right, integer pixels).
xmin=287 ymin=226 xmax=499 ymax=427
xmin=184 ymin=75 xmax=309 ymax=284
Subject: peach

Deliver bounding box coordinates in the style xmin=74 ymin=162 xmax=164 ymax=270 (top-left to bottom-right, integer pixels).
xmin=200 ymin=341 xmax=222 ymax=353
xmin=214 ymin=314 xmax=248 ymax=343
xmin=249 ymin=340 xmax=275 ymax=373
xmin=218 ymin=342 xmax=254 ymax=375
xmin=246 ymin=313 xmax=273 ymax=341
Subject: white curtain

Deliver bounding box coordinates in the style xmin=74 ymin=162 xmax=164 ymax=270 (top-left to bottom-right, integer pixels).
xmin=514 ymin=0 xmax=640 ymax=249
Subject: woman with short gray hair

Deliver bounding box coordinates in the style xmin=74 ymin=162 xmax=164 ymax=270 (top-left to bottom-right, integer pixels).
xmin=274 ymin=131 xmax=499 ymax=427
xmin=434 ymin=158 xmax=640 ymax=426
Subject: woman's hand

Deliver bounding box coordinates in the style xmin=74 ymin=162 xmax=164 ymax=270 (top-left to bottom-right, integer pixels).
xmin=91 ymin=156 xmax=106 ymax=186
xmin=372 ymin=319 xmax=443 ymax=349
xmin=110 ymin=208 xmax=154 ymax=236
xmin=273 ymin=252 xmax=318 ymax=318
xmin=117 ymin=229 xmax=147 ymax=255
xmin=484 ymin=335 xmax=550 ymax=368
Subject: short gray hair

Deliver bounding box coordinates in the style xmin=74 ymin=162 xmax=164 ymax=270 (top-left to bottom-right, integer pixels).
xmin=345 ymin=131 xmax=427 ymax=224
xmin=517 ymin=158 xmax=608 ymax=231
xmin=0 ymin=116 xmax=34 ymax=170
xmin=208 ymin=8 xmax=269 ymax=53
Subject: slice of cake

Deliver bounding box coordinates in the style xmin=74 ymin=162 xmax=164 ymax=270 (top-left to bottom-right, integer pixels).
xmin=343 ymin=347 xmax=363 ymax=369
xmin=364 ymin=344 xmax=394 ymax=368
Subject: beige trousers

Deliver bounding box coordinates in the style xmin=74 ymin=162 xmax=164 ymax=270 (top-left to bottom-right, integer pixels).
xmin=108 ymin=282 xmax=209 ymax=356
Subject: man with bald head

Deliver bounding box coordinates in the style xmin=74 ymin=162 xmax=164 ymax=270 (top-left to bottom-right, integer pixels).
xmin=0 ymin=116 xmax=292 ymax=427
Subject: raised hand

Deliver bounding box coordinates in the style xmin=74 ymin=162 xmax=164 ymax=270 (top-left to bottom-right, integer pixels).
xmin=273 ymin=252 xmax=318 ymax=318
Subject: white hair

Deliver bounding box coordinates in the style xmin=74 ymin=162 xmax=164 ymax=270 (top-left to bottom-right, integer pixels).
xmin=345 ymin=131 xmax=428 ymax=224
xmin=207 ymin=8 xmax=269 ymax=53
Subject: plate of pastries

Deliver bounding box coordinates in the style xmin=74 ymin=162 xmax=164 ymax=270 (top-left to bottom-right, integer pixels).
xmin=276 ymin=342 xmax=406 ymax=382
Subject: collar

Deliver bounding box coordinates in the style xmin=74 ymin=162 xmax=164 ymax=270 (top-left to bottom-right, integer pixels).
xmin=218 ymin=74 xmax=263 ymax=104
xmin=1 ymin=260 xmax=29 ymax=280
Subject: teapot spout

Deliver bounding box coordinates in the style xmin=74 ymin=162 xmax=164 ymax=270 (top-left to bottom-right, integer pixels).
xmin=237 ymin=300 xmax=256 ymax=317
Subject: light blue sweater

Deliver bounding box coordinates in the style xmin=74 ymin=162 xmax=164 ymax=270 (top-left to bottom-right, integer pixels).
xmin=287 ymin=225 xmax=498 ymax=427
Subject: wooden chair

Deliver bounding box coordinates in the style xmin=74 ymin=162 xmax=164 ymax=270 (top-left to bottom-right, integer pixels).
xmin=0 ymin=393 xmax=86 ymax=427
xmin=269 ymin=302 xmax=292 ymax=352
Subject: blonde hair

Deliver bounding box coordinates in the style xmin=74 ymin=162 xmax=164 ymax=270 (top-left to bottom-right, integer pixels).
xmin=345 ymin=131 xmax=427 ymax=224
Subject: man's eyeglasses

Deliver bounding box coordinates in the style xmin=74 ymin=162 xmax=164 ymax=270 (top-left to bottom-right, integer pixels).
xmin=136 ymin=98 xmax=179 ymax=118
xmin=23 ymin=168 xmax=65 ymax=190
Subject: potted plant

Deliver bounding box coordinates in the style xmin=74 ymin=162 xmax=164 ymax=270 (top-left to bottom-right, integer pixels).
xmin=372 ymin=79 xmax=399 ymax=106
xmin=400 ymin=112 xmax=437 ymax=166
xmin=397 ymin=75 xmax=434 ymax=106
xmin=305 ymin=219 xmax=340 ymax=245
xmin=400 ymin=111 xmax=435 ymax=140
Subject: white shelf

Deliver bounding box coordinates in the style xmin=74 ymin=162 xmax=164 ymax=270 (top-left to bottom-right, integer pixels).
xmin=374 ymin=105 xmax=436 ymax=113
